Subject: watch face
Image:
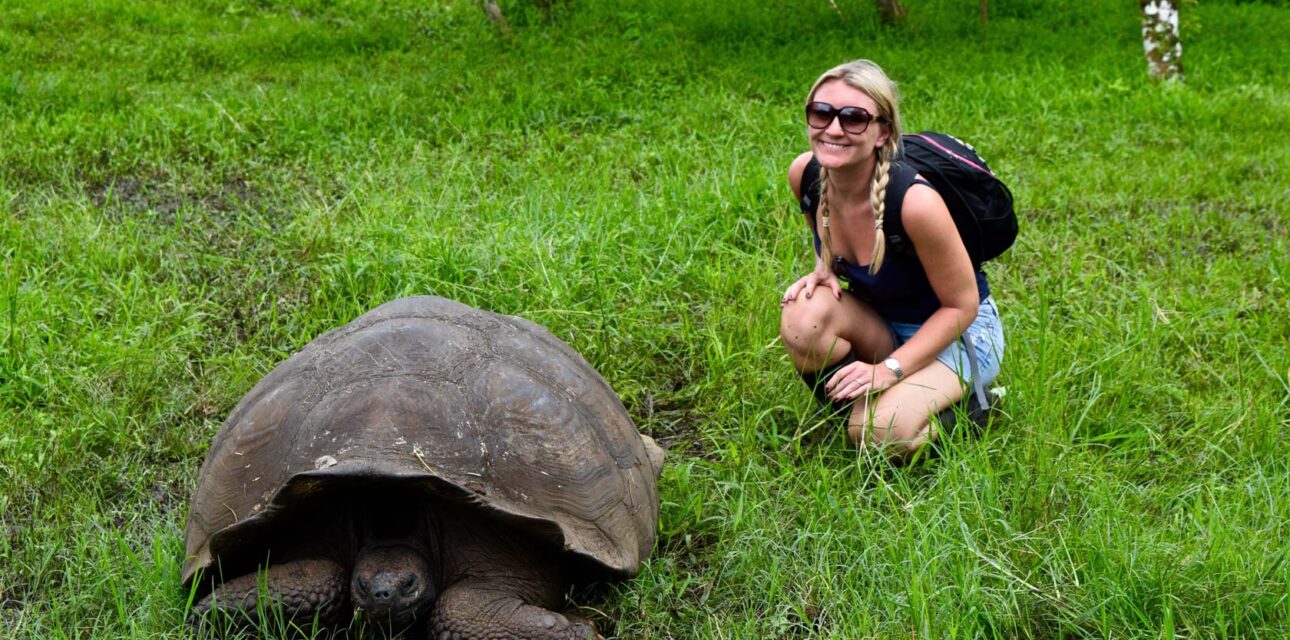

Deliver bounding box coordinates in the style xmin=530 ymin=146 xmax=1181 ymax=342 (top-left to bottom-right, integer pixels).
xmin=884 ymin=358 xmax=903 ymax=379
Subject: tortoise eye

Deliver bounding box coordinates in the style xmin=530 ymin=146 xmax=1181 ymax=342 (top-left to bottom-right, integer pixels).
xmin=399 ymin=576 xmax=417 ymax=595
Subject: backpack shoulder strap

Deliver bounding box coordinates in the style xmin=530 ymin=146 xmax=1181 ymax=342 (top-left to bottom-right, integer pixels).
xmin=798 ymin=155 xmax=927 ymax=257
xmin=881 ymin=159 xmax=921 ymax=256
xmin=799 ymin=155 xmax=822 ymax=217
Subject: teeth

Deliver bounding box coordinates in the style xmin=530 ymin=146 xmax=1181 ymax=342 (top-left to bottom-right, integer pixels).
xmin=822 ymin=142 xmax=848 ymax=149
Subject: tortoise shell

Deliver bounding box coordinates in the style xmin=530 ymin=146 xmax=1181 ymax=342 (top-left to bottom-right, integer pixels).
xmin=182 ymin=296 xmax=659 ymax=588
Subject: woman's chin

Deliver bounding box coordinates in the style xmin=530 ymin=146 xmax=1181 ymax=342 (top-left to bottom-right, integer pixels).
xmin=814 ymin=154 xmax=853 ymax=170
xmin=811 ymin=146 xmax=856 ymax=167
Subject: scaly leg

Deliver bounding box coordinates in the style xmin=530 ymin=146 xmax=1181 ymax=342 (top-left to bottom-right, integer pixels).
xmin=430 ymin=578 xmax=600 ymax=640
xmin=190 ymin=558 xmax=349 ymax=631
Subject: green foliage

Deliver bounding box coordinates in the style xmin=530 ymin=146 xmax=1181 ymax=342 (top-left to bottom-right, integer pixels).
xmin=2 ymin=0 xmax=1288 ymax=637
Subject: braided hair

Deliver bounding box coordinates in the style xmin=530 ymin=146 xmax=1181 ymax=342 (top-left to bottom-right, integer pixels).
xmin=807 ymin=60 xmax=903 ymax=275
xmin=817 ymin=165 xmax=835 ymax=269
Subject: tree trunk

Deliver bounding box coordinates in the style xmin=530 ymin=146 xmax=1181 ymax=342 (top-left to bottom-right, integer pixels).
xmin=825 ymin=0 xmax=846 ymax=21
xmin=980 ymin=0 xmax=989 ymax=26
xmin=1140 ymin=0 xmax=1183 ymax=81
xmin=873 ymin=0 xmax=907 ymax=25
xmin=480 ymin=0 xmax=512 ymax=38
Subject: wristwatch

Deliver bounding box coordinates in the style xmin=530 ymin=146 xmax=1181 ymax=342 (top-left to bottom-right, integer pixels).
xmin=882 ymin=357 xmax=905 ymax=381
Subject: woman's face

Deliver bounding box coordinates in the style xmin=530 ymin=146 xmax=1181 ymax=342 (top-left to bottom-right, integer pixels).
xmin=807 ymin=80 xmax=889 ymax=170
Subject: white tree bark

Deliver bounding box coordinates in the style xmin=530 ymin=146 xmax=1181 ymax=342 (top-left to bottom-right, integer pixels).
xmin=873 ymin=0 xmax=907 ymax=25
xmin=480 ymin=0 xmax=512 ymax=38
xmin=1140 ymin=0 xmax=1183 ymax=81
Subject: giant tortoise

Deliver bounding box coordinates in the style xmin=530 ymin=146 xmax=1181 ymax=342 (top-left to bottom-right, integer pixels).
xmin=183 ymin=296 xmax=663 ymax=638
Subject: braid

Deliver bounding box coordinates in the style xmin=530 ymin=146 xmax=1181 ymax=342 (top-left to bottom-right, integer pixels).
xmin=817 ymin=166 xmax=834 ymax=270
xmin=867 ymin=149 xmax=891 ymax=275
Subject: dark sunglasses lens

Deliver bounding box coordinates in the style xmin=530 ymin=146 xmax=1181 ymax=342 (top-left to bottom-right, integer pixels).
xmin=837 ymin=108 xmax=874 ymax=133
xmin=805 ymin=103 xmax=835 ymax=129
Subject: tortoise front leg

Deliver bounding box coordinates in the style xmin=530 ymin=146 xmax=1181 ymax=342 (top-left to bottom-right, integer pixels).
xmin=190 ymin=558 xmax=349 ymax=631
xmin=431 ymin=578 xmax=600 ymax=640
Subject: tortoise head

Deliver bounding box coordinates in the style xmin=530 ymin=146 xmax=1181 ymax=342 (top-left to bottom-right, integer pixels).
xmin=352 ymin=543 xmax=435 ymax=631
xmin=349 ymin=489 xmax=439 ymax=631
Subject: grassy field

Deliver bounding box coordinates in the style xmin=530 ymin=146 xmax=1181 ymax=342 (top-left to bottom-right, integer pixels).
xmin=2 ymin=0 xmax=1288 ymax=637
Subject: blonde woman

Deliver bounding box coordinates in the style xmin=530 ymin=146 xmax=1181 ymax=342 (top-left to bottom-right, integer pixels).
xmin=780 ymin=59 xmax=1005 ymax=458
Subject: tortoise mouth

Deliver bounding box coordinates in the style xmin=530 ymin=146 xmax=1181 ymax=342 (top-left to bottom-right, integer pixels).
xmin=356 ymin=603 xmax=431 ymax=634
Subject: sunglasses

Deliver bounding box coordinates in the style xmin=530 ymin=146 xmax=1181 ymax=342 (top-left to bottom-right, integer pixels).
xmin=805 ymin=101 xmax=886 ymax=135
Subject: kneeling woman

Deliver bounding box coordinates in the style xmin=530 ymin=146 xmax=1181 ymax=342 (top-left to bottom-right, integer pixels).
xmin=780 ymin=59 xmax=1005 ymax=458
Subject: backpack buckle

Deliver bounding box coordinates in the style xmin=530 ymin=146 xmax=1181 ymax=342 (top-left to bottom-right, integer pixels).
xmin=887 ymin=233 xmax=908 ymax=254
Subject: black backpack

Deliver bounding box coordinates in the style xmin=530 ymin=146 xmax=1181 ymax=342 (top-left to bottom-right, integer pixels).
xmin=800 ymin=132 xmax=1018 ymax=268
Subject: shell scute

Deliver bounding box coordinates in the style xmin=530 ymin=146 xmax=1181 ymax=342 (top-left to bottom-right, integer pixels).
xmin=310 ymin=317 xmax=485 ymax=391
xmin=488 ymin=324 xmax=641 ymax=468
xmin=468 ymin=360 xmax=618 ymax=513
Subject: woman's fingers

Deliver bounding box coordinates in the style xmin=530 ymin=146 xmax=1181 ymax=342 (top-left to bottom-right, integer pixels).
xmin=839 ymin=375 xmax=872 ymax=399
xmin=839 ymin=379 xmax=869 ymax=399
xmin=825 ymin=362 xmax=860 ymax=392
xmin=827 ymin=363 xmax=876 ymax=399
xmin=823 ymin=364 xmax=846 ymax=392
xmin=838 ymin=365 xmax=905 ymax=399
xmin=783 ymin=277 xmax=805 ymax=302
xmin=782 ymin=276 xmax=812 ymax=305
xmin=802 ymin=278 xmax=817 ymax=299
xmin=783 ymin=272 xmax=840 ymax=305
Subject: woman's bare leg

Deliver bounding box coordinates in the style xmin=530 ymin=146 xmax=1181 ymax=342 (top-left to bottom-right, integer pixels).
xmin=780 ymin=292 xmax=893 ymax=372
xmin=847 ymin=361 xmax=965 ymax=458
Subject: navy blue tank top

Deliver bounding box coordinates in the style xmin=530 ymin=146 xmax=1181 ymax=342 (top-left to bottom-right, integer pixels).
xmin=802 ymin=173 xmax=990 ymax=324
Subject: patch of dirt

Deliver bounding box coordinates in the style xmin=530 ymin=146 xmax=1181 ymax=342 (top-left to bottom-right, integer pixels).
xmin=148 ymin=477 xmax=187 ymax=516
xmin=88 ymin=173 xmax=263 ymax=228
xmin=655 ymin=531 xmax=717 ymax=603
xmin=0 ymin=593 xmax=24 ymax=627
xmin=779 ymin=601 xmax=830 ymax=638
xmin=629 ymin=380 xmax=716 ymax=462
xmin=84 ymin=171 xmax=320 ymax=353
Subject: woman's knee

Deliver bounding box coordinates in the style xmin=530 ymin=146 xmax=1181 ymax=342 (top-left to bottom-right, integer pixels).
xmin=780 ymin=294 xmax=846 ymax=357
xmin=847 ymin=410 xmax=930 ymax=456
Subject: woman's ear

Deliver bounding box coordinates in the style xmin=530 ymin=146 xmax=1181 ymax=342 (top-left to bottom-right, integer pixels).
xmin=875 ymin=126 xmax=890 ymax=150
xmin=875 ymin=138 xmax=889 ymax=152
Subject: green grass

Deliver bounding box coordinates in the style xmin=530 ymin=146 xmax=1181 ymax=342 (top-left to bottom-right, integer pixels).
xmin=2 ymin=0 xmax=1288 ymax=637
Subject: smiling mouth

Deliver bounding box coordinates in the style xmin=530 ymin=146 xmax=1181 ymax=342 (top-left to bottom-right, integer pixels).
xmin=820 ymin=141 xmax=850 ymax=149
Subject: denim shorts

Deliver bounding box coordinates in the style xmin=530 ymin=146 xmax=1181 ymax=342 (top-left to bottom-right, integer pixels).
xmin=888 ymin=297 xmax=1005 ymax=386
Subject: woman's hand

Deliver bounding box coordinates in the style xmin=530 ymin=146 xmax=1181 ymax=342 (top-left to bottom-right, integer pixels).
xmin=824 ymin=360 xmax=900 ymax=400
xmin=781 ymin=269 xmax=841 ymax=306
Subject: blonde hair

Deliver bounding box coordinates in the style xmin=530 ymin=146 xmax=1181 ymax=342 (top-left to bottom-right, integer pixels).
xmin=807 ymin=59 xmax=902 ymax=274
